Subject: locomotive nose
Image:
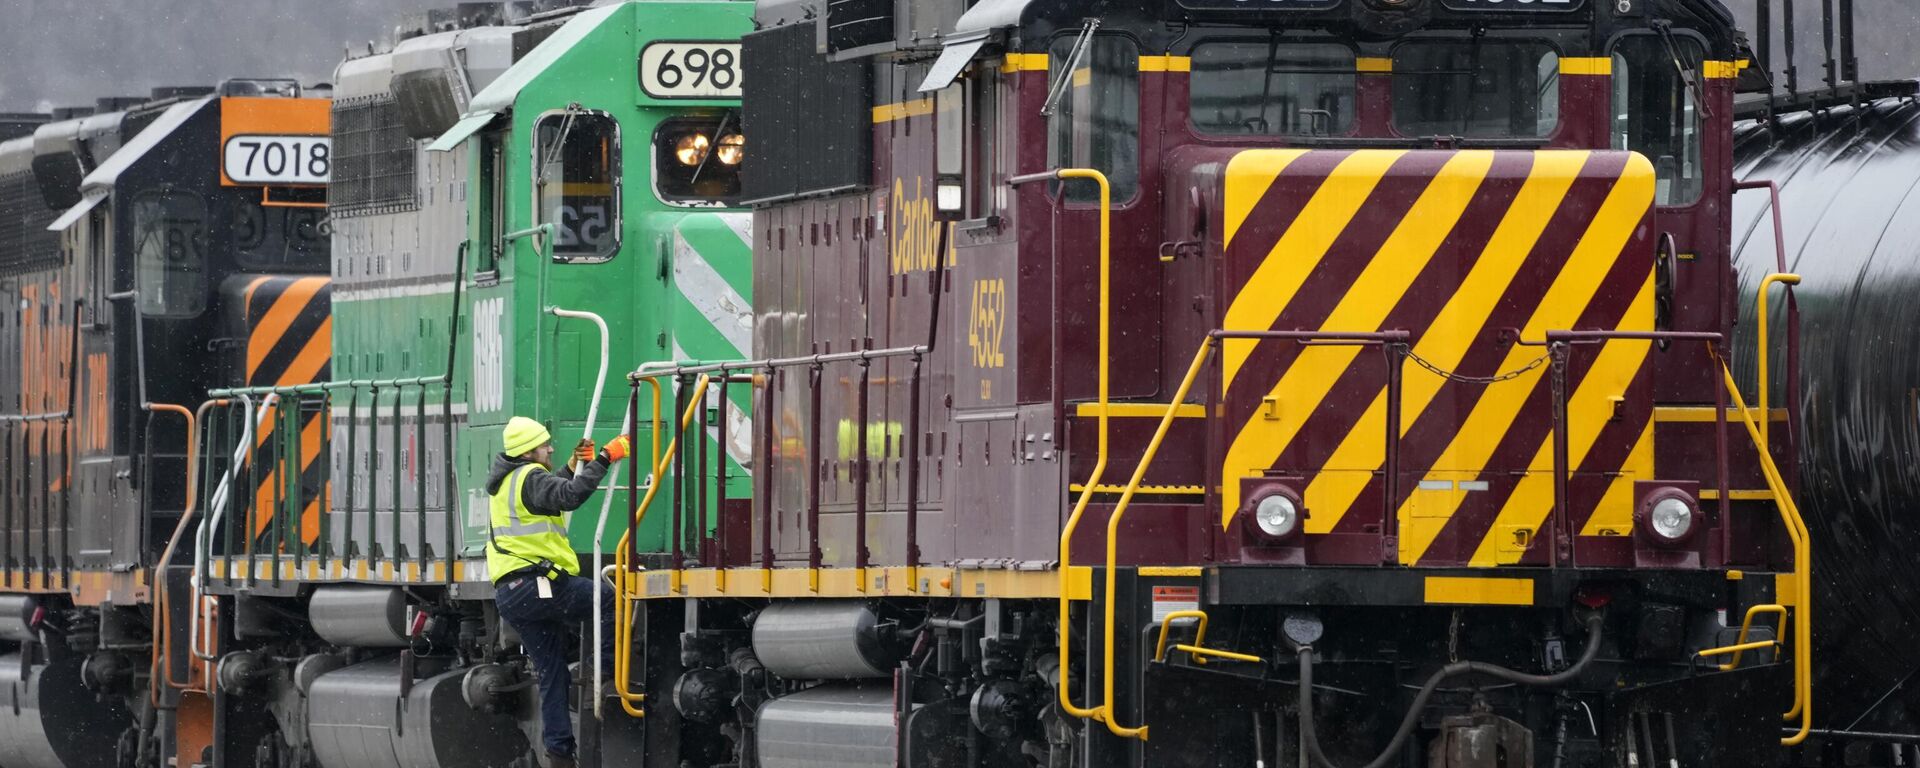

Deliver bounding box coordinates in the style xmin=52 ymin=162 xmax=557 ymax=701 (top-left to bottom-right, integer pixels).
xmin=1208 ymin=148 xmax=1661 ymax=566
xmin=221 ymin=274 xmax=331 ymax=391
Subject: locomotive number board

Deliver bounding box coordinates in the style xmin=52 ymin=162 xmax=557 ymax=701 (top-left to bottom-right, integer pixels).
xmin=639 ymin=41 xmax=743 ymax=99
xmin=222 ymin=135 xmax=331 ymax=185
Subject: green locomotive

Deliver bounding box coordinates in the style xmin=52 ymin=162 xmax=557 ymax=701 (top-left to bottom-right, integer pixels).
xmin=191 ymin=3 xmax=753 ymax=766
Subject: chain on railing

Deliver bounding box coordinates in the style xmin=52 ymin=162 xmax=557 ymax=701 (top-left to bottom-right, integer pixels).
xmin=1403 ymin=346 xmax=1551 ymax=385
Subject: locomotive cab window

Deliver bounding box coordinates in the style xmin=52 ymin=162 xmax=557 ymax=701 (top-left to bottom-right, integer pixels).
xmin=477 ymin=132 xmax=504 ymax=277
xmin=132 ymin=188 xmax=208 ymax=318
xmin=1191 ymin=41 xmax=1356 ymax=137
xmin=653 ymin=114 xmax=744 ymax=207
xmin=534 ymin=111 xmax=620 ymax=262
xmin=1392 ymin=39 xmax=1560 ymax=139
xmin=1612 ymin=36 xmax=1705 ymax=206
xmin=1048 ymin=35 xmax=1139 ymax=203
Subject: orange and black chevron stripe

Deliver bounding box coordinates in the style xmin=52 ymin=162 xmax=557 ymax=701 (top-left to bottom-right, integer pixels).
xmin=1217 ymin=149 xmax=1656 ymax=568
xmin=243 ymin=275 xmax=331 ymax=548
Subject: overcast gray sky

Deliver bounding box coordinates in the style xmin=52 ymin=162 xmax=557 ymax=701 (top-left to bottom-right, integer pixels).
xmin=0 ymin=0 xmax=441 ymax=112
xmin=0 ymin=0 xmax=1915 ymax=113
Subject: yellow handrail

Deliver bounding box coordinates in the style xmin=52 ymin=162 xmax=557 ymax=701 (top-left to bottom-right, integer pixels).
xmin=610 ymin=373 xmax=712 ymax=716
xmin=1098 ymin=339 xmax=1216 ymax=740
xmin=1153 ymin=610 xmax=1210 ymax=662
xmin=1754 ymin=273 xmax=1801 ymax=451
xmin=1172 ymin=644 xmax=1264 ymax=664
xmin=1715 ymin=603 xmax=1788 ymax=671
xmin=1718 ymin=362 xmax=1812 ymax=745
xmin=1052 ymin=168 xmax=1111 ymax=724
xmin=1695 ymin=639 xmax=1779 ymax=661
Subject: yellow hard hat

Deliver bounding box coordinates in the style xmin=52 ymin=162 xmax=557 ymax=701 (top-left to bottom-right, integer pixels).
xmin=503 ymin=416 xmax=551 ymax=457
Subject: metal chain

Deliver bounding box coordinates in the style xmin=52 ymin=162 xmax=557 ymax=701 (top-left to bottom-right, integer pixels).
xmin=1448 ymin=608 xmax=1461 ymax=663
xmin=1403 ymin=346 xmax=1551 ymax=386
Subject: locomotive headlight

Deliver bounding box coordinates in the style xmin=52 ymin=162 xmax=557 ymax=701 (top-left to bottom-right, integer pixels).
xmin=674 ymin=133 xmax=711 ymax=166
xmin=1637 ymin=489 xmax=1698 ymax=545
xmin=1650 ymin=498 xmax=1693 ymax=540
xmin=715 ymin=132 xmax=744 ymax=165
xmin=1254 ymin=494 xmax=1299 ymax=538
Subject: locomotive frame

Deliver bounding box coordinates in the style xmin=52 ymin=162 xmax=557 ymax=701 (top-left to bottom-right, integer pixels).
xmin=616 ymin=0 xmax=1816 ymax=765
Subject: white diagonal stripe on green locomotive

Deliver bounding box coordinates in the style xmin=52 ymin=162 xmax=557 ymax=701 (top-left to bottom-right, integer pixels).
xmin=668 ymin=212 xmax=753 ymax=474
xmin=671 ymin=212 xmax=753 ymax=356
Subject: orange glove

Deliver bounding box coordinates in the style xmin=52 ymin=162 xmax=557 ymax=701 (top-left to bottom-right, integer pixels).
xmin=602 ymin=434 xmax=631 ymax=463
xmin=572 ymin=438 xmax=596 ymax=464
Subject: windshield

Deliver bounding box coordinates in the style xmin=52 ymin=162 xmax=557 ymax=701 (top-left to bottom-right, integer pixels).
xmin=653 ymin=114 xmax=744 ymax=207
xmin=1191 ymin=41 xmax=1356 ymax=137
xmin=1392 ymin=39 xmax=1560 ymax=138
xmin=1612 ymin=35 xmax=1705 ymax=205
xmin=535 ymin=111 xmax=620 ymax=260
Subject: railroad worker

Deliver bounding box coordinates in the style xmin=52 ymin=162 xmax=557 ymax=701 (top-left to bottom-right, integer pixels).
xmin=486 ymin=415 xmax=632 ymax=768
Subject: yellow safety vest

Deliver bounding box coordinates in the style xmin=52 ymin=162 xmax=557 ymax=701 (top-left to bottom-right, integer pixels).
xmin=487 ymin=463 xmax=581 ymax=581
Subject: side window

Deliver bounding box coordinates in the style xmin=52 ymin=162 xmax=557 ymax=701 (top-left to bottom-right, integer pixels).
xmin=969 ymin=67 xmax=1001 ymax=218
xmin=1612 ymin=36 xmax=1705 ymax=206
xmin=1191 ymin=42 xmax=1357 ymax=136
xmin=88 ymin=209 xmax=110 ymax=325
xmin=1048 ymin=35 xmax=1139 ymax=204
xmin=477 ymin=133 xmax=503 ymax=276
xmin=132 ymin=188 xmax=207 ymax=318
xmin=935 ymin=84 xmax=964 ymax=214
xmin=534 ymin=112 xmax=620 ymax=262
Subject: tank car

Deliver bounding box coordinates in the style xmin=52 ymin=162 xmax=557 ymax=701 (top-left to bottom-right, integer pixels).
xmin=193 ymin=2 xmax=755 ymax=766
xmin=620 ymin=0 xmax=1815 ymax=765
xmin=1731 ymin=95 xmax=1920 ymax=761
xmin=0 ymin=81 xmax=331 ymax=768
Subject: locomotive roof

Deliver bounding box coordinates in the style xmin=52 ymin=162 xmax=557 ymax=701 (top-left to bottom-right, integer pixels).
xmin=0 ymin=137 xmax=32 ymax=177
xmin=77 ymin=97 xmax=209 ymax=195
xmin=428 ymin=1 xmax=623 ymax=151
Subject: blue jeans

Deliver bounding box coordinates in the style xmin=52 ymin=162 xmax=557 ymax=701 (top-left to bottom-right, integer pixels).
xmin=495 ymin=572 xmax=616 ymax=758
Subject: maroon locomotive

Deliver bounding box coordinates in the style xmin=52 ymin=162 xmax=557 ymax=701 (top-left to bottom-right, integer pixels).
xmin=623 ymin=0 xmax=1805 ymax=765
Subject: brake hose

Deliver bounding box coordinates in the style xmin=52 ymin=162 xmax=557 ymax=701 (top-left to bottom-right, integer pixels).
xmin=1297 ymin=612 xmax=1606 ymax=768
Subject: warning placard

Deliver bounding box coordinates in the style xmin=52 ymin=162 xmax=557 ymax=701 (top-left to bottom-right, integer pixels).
xmin=1151 ymin=585 xmax=1200 ymax=624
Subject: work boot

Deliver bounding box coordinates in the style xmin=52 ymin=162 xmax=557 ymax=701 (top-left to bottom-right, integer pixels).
xmin=547 ymin=753 xmax=578 ymax=768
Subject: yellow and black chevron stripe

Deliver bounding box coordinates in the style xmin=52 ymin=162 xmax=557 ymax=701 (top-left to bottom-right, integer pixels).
xmin=243 ymin=275 xmax=331 ymax=548
xmin=1218 ymin=149 xmax=1656 ymax=567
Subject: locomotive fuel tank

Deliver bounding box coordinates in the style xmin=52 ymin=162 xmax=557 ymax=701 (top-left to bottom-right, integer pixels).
xmin=751 ymin=601 xmax=903 ymax=679
xmin=305 ymin=657 xmax=529 ymax=768
xmin=1733 ymin=97 xmax=1920 ymax=731
xmin=754 ymin=686 xmax=896 ymax=768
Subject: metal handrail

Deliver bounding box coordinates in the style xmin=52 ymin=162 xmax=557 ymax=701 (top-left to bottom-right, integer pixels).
xmin=1172 ymin=644 xmax=1263 ymax=664
xmin=1719 ymin=362 xmax=1813 ymax=745
xmin=1696 ymin=603 xmax=1788 ymax=670
xmin=145 ymin=402 xmax=197 ymax=702
xmin=1090 ymin=328 xmax=1407 ymax=741
xmin=1153 ymin=610 xmax=1210 ymax=663
xmin=622 ymin=346 xmax=928 ymax=382
xmin=1007 ymin=166 xmax=1112 ymax=725
xmin=1755 ymin=273 xmax=1801 ymax=452
xmin=503 ymin=223 xmax=555 ymax=263
xmin=1538 ymin=321 xmax=1812 ymax=744
xmin=204 ymin=376 xmax=459 ymax=584
xmin=608 ymin=373 xmax=712 ymax=717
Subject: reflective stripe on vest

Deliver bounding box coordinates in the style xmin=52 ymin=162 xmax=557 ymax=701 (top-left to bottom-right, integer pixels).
xmin=497 ymin=467 xmax=567 ymax=537
xmin=487 ymin=463 xmax=579 ymax=578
